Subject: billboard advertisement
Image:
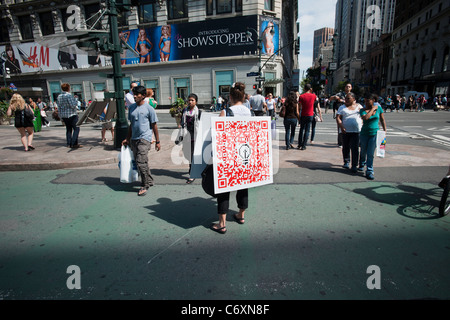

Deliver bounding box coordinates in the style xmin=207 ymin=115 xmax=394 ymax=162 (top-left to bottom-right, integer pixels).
xmin=0 ymin=15 xmax=280 ymax=75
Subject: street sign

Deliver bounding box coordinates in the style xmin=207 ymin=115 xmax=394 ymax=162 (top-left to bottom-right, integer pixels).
xmin=247 ymin=72 xmax=260 ymax=77
xmin=255 ymin=77 xmax=265 ymax=82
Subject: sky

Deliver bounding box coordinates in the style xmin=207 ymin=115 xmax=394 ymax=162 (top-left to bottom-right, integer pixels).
xmin=298 ymin=0 xmax=337 ymax=75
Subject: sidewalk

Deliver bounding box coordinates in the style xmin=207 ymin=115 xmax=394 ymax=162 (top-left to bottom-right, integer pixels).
xmin=0 ymin=116 xmax=448 ymax=172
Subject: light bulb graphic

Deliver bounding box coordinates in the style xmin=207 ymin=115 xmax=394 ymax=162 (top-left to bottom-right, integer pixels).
xmin=238 ymin=143 xmax=252 ymax=166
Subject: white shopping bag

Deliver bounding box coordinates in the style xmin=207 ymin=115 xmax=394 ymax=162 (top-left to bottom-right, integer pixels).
xmin=118 ymin=145 xmax=139 ymax=183
xmin=376 ymin=130 xmax=386 ymax=158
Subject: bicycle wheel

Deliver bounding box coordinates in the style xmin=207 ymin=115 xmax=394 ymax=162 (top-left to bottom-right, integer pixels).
xmin=439 ymin=183 xmax=450 ymax=217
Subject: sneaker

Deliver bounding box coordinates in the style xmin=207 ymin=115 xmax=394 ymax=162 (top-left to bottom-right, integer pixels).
xmin=351 ymin=167 xmax=358 ymax=173
xmin=342 ymin=163 xmax=350 ymax=169
xmin=357 ymin=166 xmax=364 ymax=172
xmin=366 ymin=173 xmax=375 ymax=180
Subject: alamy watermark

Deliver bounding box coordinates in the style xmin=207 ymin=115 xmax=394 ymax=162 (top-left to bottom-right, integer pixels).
xmin=366 ymin=5 xmax=382 ymax=30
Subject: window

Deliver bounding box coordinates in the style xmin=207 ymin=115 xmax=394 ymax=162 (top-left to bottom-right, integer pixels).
xmin=264 ymin=0 xmax=273 ymax=11
xmin=167 ymin=0 xmax=188 ymax=20
xmin=144 ymin=79 xmax=160 ymax=102
xmin=236 ymin=0 xmax=242 ymax=12
xmin=206 ymin=0 xmax=213 ymax=15
xmin=173 ymin=77 xmax=190 ymax=100
xmin=430 ymin=51 xmax=436 ymax=74
xmin=18 ymin=15 xmax=33 ymax=40
xmin=216 ymin=0 xmax=232 ymax=14
xmin=84 ymin=3 xmax=102 ymax=30
xmin=39 ymin=12 xmax=55 ymax=36
xmin=93 ymin=82 xmax=106 ymax=91
xmin=443 ymin=47 xmax=449 ymax=73
xmin=0 ymin=19 xmax=9 ymax=43
xmin=138 ymin=0 xmax=157 ymax=24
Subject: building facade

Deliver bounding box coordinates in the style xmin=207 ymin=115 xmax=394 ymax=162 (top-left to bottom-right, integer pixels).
xmin=312 ymin=27 xmax=334 ymax=65
xmin=387 ymin=0 xmax=450 ymax=96
xmin=0 ymin=0 xmax=298 ymax=107
xmin=333 ymin=0 xmax=396 ymax=91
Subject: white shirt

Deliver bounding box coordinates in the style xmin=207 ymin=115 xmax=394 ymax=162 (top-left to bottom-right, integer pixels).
xmin=229 ymin=104 xmax=252 ymax=117
xmin=337 ymin=104 xmax=363 ymax=132
xmin=125 ymin=92 xmax=135 ymax=107
xmin=266 ymin=99 xmax=275 ymax=110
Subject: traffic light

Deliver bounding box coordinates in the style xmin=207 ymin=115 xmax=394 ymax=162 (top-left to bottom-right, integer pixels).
xmin=294 ymin=38 xmax=300 ymax=55
xmin=253 ymin=84 xmax=257 ymax=90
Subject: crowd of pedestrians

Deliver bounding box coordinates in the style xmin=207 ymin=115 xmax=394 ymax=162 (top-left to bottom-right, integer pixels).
xmin=278 ymin=83 xmax=388 ymax=180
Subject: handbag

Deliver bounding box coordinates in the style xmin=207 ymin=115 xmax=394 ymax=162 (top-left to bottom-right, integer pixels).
xmin=201 ymin=164 xmax=217 ymax=198
xmin=52 ymin=110 xmax=60 ymax=121
xmin=314 ymin=114 xmax=321 ymax=122
xmin=279 ymin=106 xmax=285 ymax=118
xmin=118 ymin=145 xmax=139 ymax=183
xmin=40 ymin=109 xmax=47 ymax=117
xmin=24 ymin=106 xmax=35 ymax=121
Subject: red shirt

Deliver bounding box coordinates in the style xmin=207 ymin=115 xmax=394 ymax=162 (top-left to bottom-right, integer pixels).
xmin=298 ymin=92 xmax=317 ymax=116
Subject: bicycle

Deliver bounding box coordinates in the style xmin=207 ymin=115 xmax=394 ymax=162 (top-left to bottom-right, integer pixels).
xmin=439 ymin=176 xmax=450 ymax=217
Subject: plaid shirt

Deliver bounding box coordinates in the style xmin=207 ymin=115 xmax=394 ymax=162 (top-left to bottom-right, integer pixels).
xmin=57 ymin=92 xmax=78 ymax=118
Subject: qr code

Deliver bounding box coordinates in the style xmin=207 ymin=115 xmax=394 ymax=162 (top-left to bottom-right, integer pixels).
xmin=214 ymin=119 xmax=271 ymax=190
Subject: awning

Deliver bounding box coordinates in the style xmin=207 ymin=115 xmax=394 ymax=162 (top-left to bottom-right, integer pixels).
xmin=264 ymin=78 xmax=285 ymax=87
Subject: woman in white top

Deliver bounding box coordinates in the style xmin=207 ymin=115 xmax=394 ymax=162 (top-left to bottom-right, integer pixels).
xmin=211 ymin=82 xmax=251 ymax=234
xmin=336 ymin=92 xmax=363 ymax=172
xmin=266 ymin=93 xmax=276 ymax=118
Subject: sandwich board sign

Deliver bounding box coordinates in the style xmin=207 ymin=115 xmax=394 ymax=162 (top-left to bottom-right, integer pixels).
xmin=210 ymin=116 xmax=273 ymax=194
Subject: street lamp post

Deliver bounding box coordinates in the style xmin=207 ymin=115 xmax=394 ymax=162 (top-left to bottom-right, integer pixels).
xmin=107 ymin=0 xmax=128 ymax=149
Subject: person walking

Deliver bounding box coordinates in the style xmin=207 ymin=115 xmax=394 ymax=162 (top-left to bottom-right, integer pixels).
xmin=181 ymin=93 xmax=201 ymax=184
xmin=122 ymin=85 xmax=161 ymax=196
xmin=37 ymin=98 xmax=50 ymax=127
xmin=330 ymin=83 xmax=353 ymax=147
xmin=125 ymin=81 xmax=138 ymax=109
xmin=249 ymin=88 xmax=267 ymax=116
xmin=336 ymin=92 xmax=363 ymax=172
xmin=211 ymin=82 xmax=251 ymax=234
xmin=28 ymin=98 xmax=41 ymax=132
xmin=6 ymin=93 xmax=35 ymax=151
xmin=266 ymin=93 xmax=276 ymax=118
xmin=57 ymin=83 xmax=82 ymax=148
xmin=310 ymin=97 xmax=323 ymax=144
xmin=359 ymin=93 xmax=387 ymax=180
xmin=296 ymin=84 xmax=317 ymax=150
xmin=280 ymin=91 xmax=300 ymax=150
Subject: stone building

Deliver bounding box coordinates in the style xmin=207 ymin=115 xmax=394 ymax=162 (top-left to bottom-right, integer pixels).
xmin=0 ymin=0 xmax=299 ymax=107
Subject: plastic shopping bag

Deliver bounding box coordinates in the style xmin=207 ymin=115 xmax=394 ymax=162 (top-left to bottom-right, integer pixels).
xmin=376 ymin=130 xmax=386 ymax=158
xmin=118 ymin=145 xmax=139 ymax=183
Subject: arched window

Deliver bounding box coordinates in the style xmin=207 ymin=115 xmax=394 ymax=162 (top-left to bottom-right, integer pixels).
xmin=443 ymin=47 xmax=449 ymax=72
xmin=403 ymin=60 xmax=407 ymax=80
xmin=420 ymin=54 xmax=426 ymax=76
xmin=430 ymin=51 xmax=437 ymax=74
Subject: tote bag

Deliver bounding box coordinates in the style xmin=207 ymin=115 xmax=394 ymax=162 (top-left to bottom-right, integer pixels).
xmin=118 ymin=145 xmax=139 ymax=183
xmin=376 ymin=130 xmax=386 ymax=158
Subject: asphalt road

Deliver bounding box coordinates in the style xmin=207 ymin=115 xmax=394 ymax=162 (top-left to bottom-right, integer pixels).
xmin=0 ymin=109 xmax=449 ymax=306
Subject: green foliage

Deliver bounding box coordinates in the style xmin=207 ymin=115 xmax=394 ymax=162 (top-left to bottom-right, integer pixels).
xmin=0 ymin=100 xmax=9 ymax=118
xmin=169 ymin=97 xmax=185 ymax=117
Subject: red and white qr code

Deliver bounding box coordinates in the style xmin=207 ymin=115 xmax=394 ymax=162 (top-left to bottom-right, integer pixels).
xmin=213 ymin=119 xmax=272 ymax=191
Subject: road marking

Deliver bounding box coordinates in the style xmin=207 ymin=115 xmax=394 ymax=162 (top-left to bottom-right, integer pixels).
xmin=432 ymin=135 xmax=450 ymax=142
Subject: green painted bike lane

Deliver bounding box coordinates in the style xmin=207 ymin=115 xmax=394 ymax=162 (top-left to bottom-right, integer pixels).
xmin=0 ymin=170 xmax=449 ymax=300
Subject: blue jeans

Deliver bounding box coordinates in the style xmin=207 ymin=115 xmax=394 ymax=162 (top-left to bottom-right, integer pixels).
xmin=283 ymin=118 xmax=297 ymax=147
xmin=62 ymin=115 xmax=80 ymax=147
xmin=359 ymin=133 xmax=377 ymax=175
xmin=298 ymin=116 xmax=313 ymax=148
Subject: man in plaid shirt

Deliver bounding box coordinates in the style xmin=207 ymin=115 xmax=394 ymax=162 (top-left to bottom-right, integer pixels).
xmin=57 ymin=83 xmax=82 ymax=148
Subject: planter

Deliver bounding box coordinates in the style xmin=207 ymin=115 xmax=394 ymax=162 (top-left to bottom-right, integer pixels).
xmin=0 ymin=117 xmax=12 ymax=125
